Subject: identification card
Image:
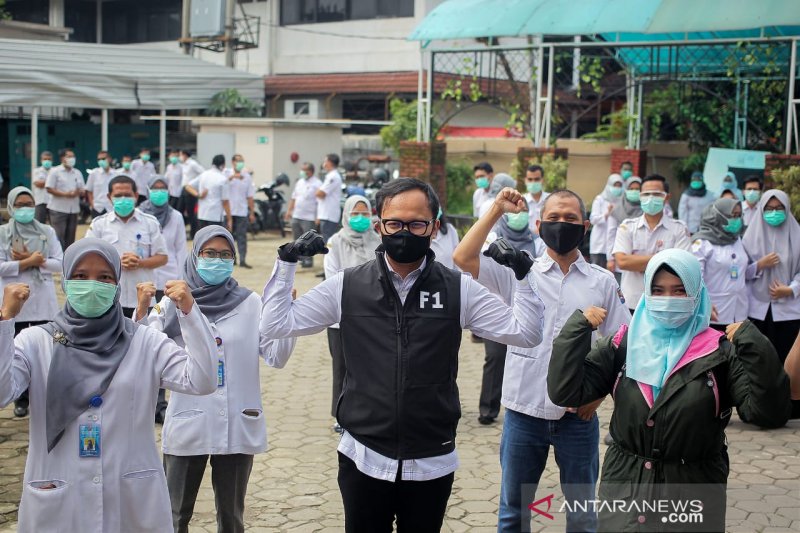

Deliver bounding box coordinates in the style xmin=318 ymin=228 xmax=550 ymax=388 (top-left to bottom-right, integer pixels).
xmin=79 ymin=424 xmax=101 ymax=458
xmin=218 ymin=360 xmax=225 ymax=388
xmin=730 ymin=264 xmax=739 ymax=280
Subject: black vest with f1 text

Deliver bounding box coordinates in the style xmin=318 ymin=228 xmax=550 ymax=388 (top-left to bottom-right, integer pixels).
xmin=337 ymin=248 xmax=463 ymax=460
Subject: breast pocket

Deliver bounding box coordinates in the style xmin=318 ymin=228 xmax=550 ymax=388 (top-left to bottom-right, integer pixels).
xmin=128 ymin=237 xmax=152 ymax=258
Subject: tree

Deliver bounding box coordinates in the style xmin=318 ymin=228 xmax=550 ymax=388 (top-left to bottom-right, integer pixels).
xmin=205 ymin=89 xmax=262 ymax=118
xmin=380 ymin=99 xmax=422 ymax=153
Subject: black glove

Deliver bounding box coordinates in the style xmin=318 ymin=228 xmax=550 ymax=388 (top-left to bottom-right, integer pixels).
xmin=277 ymin=230 xmax=329 ymax=263
xmin=482 ymin=238 xmax=533 ymax=281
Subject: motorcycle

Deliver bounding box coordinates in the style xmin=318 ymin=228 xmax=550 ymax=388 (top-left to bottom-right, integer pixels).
xmin=251 ymin=173 xmax=290 ymax=237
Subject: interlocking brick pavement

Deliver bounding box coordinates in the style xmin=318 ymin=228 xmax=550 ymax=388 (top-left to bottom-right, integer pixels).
xmin=0 ymin=231 xmax=798 ymax=531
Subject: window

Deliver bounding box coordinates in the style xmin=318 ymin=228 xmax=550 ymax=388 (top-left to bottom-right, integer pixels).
xmin=4 ymin=0 xmax=50 ymax=25
xmin=280 ymin=0 xmax=414 ymax=25
xmin=101 ymin=0 xmax=182 ymax=44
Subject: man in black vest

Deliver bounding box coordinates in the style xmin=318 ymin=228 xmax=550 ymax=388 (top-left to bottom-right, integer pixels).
xmin=261 ymin=178 xmax=545 ymax=532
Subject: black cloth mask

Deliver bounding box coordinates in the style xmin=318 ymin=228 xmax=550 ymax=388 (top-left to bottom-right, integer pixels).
xmin=381 ymin=230 xmax=431 ymax=263
xmin=539 ymin=221 xmax=586 ymax=255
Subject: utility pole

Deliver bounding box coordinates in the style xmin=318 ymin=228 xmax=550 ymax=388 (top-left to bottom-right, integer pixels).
xmin=224 ymin=0 xmax=235 ymax=67
xmin=181 ymin=0 xmax=191 ymax=55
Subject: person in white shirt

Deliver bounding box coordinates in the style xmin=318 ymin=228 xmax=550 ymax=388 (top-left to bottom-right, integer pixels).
xmin=691 ymin=198 xmax=756 ymax=329
xmin=472 ymin=162 xmax=493 ymax=218
xmin=45 ymin=148 xmax=85 ymax=251
xmin=589 ymin=174 xmax=624 ymax=267
xmin=165 ymin=150 xmax=184 ymax=209
xmin=131 ymin=148 xmax=156 ymax=204
xmin=261 ymin=179 xmax=544 ymax=532
xmin=0 ymin=187 xmax=63 ymax=418
xmin=185 ymin=155 xmax=232 ymax=231
xmin=31 ymin=151 xmax=52 ymax=223
xmin=315 ymin=153 xmax=343 ymax=244
xmin=285 ymin=162 xmax=322 ymax=268
xmin=478 ymin=173 xmax=516 ymax=218
xmin=0 ymin=239 xmax=217 ymax=533
xmin=85 ymin=150 xmax=116 ymax=218
xmin=613 ymin=175 xmax=692 ymax=312
xmin=741 ymin=175 xmax=763 ymax=227
xmin=678 ymin=171 xmax=716 ymax=233
xmin=453 ymin=188 xmax=631 ymax=533
xmin=742 ymin=189 xmax=800 ymax=363
xmin=523 ymin=164 xmax=550 ymax=234
xmin=136 ymin=226 xmax=296 ymax=533
xmin=430 ymin=209 xmax=460 ymax=270
xmin=225 ymin=154 xmax=256 ymax=269
xmin=86 ymin=175 xmax=168 ymax=317
xmin=180 ymin=150 xmax=205 ymax=239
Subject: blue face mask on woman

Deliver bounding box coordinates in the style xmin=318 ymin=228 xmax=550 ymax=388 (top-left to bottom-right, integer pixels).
xmin=196 ymin=257 xmax=234 ymax=285
xmin=64 ymin=280 xmax=118 ymax=318
xmin=644 ymin=295 xmax=697 ymax=329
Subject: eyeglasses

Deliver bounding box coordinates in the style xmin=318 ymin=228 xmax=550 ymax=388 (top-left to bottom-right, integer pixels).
xmin=381 ymin=218 xmax=434 ymax=236
xmin=198 ymin=249 xmax=235 ymax=260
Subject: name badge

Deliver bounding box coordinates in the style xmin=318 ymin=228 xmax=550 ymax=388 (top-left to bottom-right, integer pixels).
xmin=218 ymin=360 xmax=225 ymax=388
xmin=730 ymin=264 xmax=739 ymax=280
xmin=79 ymin=424 xmax=101 ymax=458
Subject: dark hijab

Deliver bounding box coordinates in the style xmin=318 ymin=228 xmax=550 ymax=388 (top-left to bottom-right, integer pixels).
xmin=43 ymin=238 xmax=138 ymax=452
xmin=692 ymin=198 xmax=740 ymax=246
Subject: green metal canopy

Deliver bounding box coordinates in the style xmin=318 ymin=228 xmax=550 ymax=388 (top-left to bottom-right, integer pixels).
xmin=409 ymin=0 xmax=800 ymax=42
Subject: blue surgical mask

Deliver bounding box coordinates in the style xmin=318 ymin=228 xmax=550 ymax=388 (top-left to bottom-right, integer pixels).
xmin=744 ymin=190 xmax=761 ymax=204
xmin=112 ymin=197 xmax=136 ymax=217
xmin=42 ymin=160 xmax=53 ymax=169
xmin=641 ymin=196 xmax=665 ymax=215
xmin=506 ymin=211 xmax=530 ymax=231
xmin=626 ymin=189 xmax=640 ymax=203
xmin=64 ymin=280 xmax=118 ymax=318
xmin=764 ymin=209 xmax=787 ymax=227
xmin=196 ymin=257 xmax=234 ymax=285
xmin=12 ymin=207 xmax=35 ymax=224
xmin=149 ymin=190 xmax=169 ymax=207
xmin=475 ymin=177 xmax=489 ymax=189
xmin=645 ymin=295 xmax=696 ymax=329
xmin=621 ymin=170 xmax=633 ymax=180
xmin=348 ymin=214 xmax=371 ymax=233
xmin=722 ymin=216 xmax=743 ymax=234
xmin=526 ymin=181 xmax=543 ymax=194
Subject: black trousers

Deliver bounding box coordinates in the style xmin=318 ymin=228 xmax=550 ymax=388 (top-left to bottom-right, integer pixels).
xmin=13 ymin=321 xmax=48 ymax=410
xmin=48 ymin=210 xmax=78 ymax=251
xmin=328 ymin=328 xmax=345 ymax=418
xmin=750 ymin=305 xmax=800 ymax=363
xmin=198 ymin=219 xmax=223 ymax=231
xmin=232 ymin=216 xmax=249 ymax=264
xmin=337 ymin=452 xmax=454 ymax=533
xmin=182 ymin=191 xmax=199 ymax=239
xmin=34 ymin=204 xmax=48 ymax=224
xmin=479 ymin=339 xmax=506 ymax=418
xmin=164 ymin=453 xmax=254 ymax=533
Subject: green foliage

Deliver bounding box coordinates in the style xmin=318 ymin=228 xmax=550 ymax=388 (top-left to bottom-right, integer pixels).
xmin=672 ymin=151 xmax=708 ymax=184
xmin=511 ymin=153 xmax=568 ymax=190
xmin=445 ymin=158 xmax=475 ymax=216
xmin=441 ymin=57 xmax=484 ymax=103
xmin=380 ymin=99 xmax=421 ymax=153
xmin=581 ymin=108 xmax=632 ymax=141
xmin=770 ymin=166 xmax=800 ymax=221
xmin=205 ymin=89 xmax=262 ymax=118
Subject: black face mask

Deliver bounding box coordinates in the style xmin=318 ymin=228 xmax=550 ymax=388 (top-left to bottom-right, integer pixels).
xmin=381 ymin=230 xmax=431 ymax=264
xmin=539 ymin=221 xmax=586 ymax=255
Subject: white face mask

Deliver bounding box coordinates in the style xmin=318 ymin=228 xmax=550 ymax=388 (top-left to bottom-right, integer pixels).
xmin=65 ymin=157 xmax=76 ymax=167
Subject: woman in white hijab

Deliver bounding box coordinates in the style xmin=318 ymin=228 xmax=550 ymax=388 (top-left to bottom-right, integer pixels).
xmin=589 ymin=174 xmax=624 ymax=267
xmin=323 ymin=195 xmax=382 ymax=431
xmin=0 ymin=238 xmax=217 ymax=532
xmin=0 ymin=186 xmax=63 ymax=417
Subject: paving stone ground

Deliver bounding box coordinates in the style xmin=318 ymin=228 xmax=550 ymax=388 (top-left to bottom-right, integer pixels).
xmin=0 ymin=229 xmax=798 ymax=531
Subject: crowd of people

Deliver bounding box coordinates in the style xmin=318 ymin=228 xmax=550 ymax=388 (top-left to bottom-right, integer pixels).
xmin=0 ymin=146 xmax=798 ymax=532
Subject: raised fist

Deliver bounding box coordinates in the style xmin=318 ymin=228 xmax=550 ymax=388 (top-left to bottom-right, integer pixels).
xmin=277 ymin=230 xmax=329 ymax=263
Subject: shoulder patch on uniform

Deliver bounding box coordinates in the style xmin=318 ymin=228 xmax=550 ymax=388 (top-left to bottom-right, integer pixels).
xmin=691 ymin=239 xmax=703 ymax=252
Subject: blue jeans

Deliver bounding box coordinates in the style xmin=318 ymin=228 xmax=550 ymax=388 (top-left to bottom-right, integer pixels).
xmin=498 ymin=409 xmax=599 ymax=533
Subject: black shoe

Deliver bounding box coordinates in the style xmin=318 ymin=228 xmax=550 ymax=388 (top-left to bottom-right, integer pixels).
xmin=239 ymin=262 xmax=253 ymax=269
xmin=13 ymin=405 xmax=28 ymax=418
xmin=155 ymin=411 xmax=165 ymax=425
xmin=478 ymin=415 xmax=495 ymax=425
xmin=315 ymin=272 xmax=325 ymax=278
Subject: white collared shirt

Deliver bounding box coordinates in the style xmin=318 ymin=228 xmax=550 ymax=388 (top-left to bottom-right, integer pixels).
xmin=475 ymin=251 xmax=631 ymax=420
xmin=181 ymin=158 xmax=205 ymax=187
xmin=31 ymin=166 xmax=50 ymax=206
xmin=260 ymin=255 xmax=545 ymax=481
xmin=473 ymin=188 xmax=489 ymax=218
xmin=612 ymin=214 xmax=692 ymax=308
xmin=742 ymin=201 xmax=759 ymax=227
xmin=189 ymin=168 xmax=230 ymax=223
xmin=153 ymin=209 xmax=187 ymax=290
xmin=291 ymin=176 xmax=322 ymax=222
xmin=691 ymin=238 xmax=757 ymax=325
xmin=316 ymin=170 xmax=342 ymax=222
xmin=589 ymin=194 xmax=615 ymax=254
xmin=166 ymin=164 xmax=184 ymax=198
xmin=224 ymin=170 xmax=255 ymax=218
xmin=45 ymin=165 xmax=84 ymax=213
xmin=525 ymin=191 xmax=551 ymax=233
xmin=85 ymin=168 xmax=117 ymax=214
xmin=86 ymin=209 xmax=168 ymax=308
xmin=131 ymin=159 xmax=156 ymax=198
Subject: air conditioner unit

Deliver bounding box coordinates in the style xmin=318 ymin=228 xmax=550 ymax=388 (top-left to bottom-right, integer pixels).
xmin=284 ymin=99 xmax=319 ymax=119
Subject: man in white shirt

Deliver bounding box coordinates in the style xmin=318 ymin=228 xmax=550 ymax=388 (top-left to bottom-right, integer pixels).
xmin=472 ymin=162 xmax=493 ymax=218
xmin=85 ymin=175 xmax=168 ymax=317
xmin=453 ymin=188 xmax=631 ymax=533
xmin=131 ymin=148 xmax=156 ymax=204
xmin=315 ymin=153 xmax=343 ymax=244
xmin=741 ymin=174 xmax=763 ymax=227
xmin=31 ymin=150 xmax=53 ymax=223
xmin=524 ymin=164 xmax=550 ymax=234
xmin=225 ymin=154 xmax=256 ymax=268
xmin=285 ymin=162 xmax=322 ymax=268
xmin=45 ymin=148 xmax=85 ymax=251
xmin=85 ymin=150 xmax=116 ymax=218
xmin=180 ymin=149 xmax=205 ymax=238
xmin=185 ymin=154 xmax=232 ymax=231
xmin=613 ymin=174 xmax=692 ymax=312
xmin=261 ymin=179 xmax=545 ymax=532
xmin=165 ymin=149 xmax=184 ymax=209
